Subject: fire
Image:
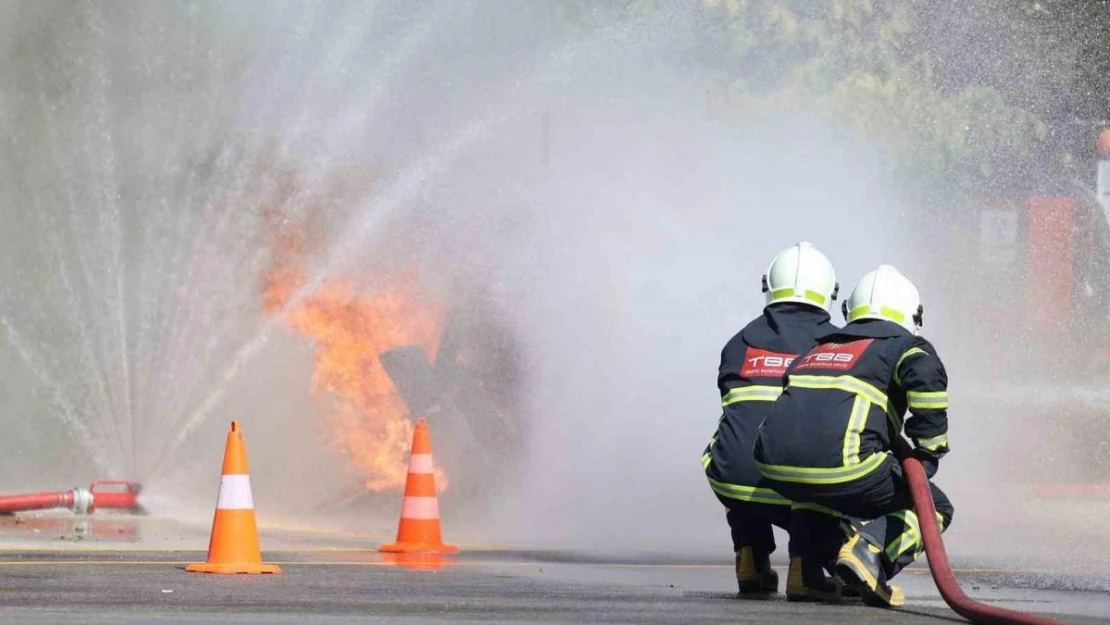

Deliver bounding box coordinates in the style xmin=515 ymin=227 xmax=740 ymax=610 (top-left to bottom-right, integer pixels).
xmin=261 ymin=216 xmax=448 ymax=492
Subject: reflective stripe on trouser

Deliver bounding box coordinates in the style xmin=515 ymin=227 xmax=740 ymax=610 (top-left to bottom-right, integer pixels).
xmin=708 ymin=477 xmax=789 ymax=505
xmin=759 ymin=456 xmax=955 ymax=580
xmin=790 ymin=501 xmax=842 ymax=518
xmin=866 ymin=509 xmax=951 ymax=579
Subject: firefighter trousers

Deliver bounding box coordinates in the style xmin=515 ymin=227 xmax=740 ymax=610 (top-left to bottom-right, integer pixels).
xmin=764 ymin=454 xmax=954 ymax=580
xmin=714 ymin=494 xmax=790 ymax=556
xmin=714 ymin=494 xmax=844 ymax=563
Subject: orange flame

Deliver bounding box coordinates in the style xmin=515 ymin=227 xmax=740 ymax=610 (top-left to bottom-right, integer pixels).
xmin=261 ymin=216 xmax=448 ymax=492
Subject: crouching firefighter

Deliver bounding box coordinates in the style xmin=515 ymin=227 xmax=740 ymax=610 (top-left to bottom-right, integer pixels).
xmin=701 ymin=242 xmax=846 ymax=601
xmin=754 ymin=265 xmax=954 ymax=608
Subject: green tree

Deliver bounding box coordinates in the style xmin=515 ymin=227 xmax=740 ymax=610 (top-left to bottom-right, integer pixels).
xmin=911 ymin=0 xmax=1110 ymax=189
xmin=699 ymin=0 xmax=1046 ymax=191
xmin=555 ymin=0 xmax=1110 ymax=193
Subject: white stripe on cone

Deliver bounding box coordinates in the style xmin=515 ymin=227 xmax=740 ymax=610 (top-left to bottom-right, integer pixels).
xmin=400 ymin=496 xmax=440 ymax=520
xmin=216 ymin=474 xmax=255 ymax=510
xmin=408 ymin=453 xmax=435 ymax=474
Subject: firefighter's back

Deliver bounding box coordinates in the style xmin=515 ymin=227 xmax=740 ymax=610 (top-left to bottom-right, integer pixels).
xmin=707 ymin=303 xmax=839 ymax=490
xmin=755 ymin=324 xmax=919 ymax=482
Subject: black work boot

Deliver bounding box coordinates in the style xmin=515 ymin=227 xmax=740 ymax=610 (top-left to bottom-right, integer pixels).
xmin=785 ymin=556 xmax=841 ymax=602
xmin=834 ymin=531 xmax=904 ymax=608
xmin=736 ymin=547 xmax=778 ymax=595
xmin=830 ymin=561 xmax=861 ymax=599
xmin=831 ymin=519 xmax=862 ymax=599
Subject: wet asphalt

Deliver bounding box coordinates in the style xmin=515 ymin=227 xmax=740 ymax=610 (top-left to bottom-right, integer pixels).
xmin=0 ymin=549 xmax=1106 ymax=625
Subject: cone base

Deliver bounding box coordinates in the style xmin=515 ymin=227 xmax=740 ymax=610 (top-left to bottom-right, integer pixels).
xmin=380 ymin=542 xmax=458 ymax=554
xmin=185 ymin=562 xmax=282 ymax=574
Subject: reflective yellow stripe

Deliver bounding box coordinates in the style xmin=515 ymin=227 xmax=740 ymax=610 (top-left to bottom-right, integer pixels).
xmin=842 ymin=395 xmax=869 ymax=466
xmin=936 ymin=511 xmax=949 ymax=531
xmin=884 ymin=510 xmax=922 ymax=561
xmin=707 ymin=478 xmax=791 ymax=505
xmin=846 ymin=304 xmax=870 ymax=322
xmin=722 ymin=385 xmax=782 ymax=406
xmin=847 ymin=304 xmax=904 ymax=324
xmin=701 ymin=434 xmax=719 ymax=470
xmin=879 ymin=306 xmax=905 ymax=323
xmin=789 ymin=373 xmax=905 ymax=434
xmin=774 ymin=375 xmax=900 ymax=483
xmin=914 ymin=433 xmax=949 ymax=452
xmin=894 ymin=348 xmax=927 ymax=386
xmin=790 ymin=502 xmax=843 ymax=518
xmin=757 ymin=451 xmax=887 ymax=485
xmin=771 ymin=287 xmax=827 ymax=306
xmin=907 ymin=390 xmax=948 ymax=410
xmin=771 ymin=287 xmax=793 ymax=299
xmin=787 ymin=375 xmax=888 ymax=408
xmin=885 ymin=401 xmax=903 ymax=432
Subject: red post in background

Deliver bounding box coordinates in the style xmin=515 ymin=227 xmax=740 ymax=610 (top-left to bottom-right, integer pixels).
xmin=1024 ymin=197 xmax=1076 ymax=337
xmin=975 ymin=198 xmax=1022 ymax=389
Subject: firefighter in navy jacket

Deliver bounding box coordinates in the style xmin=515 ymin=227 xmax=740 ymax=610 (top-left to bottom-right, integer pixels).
xmin=702 ymin=242 xmax=845 ymax=601
xmin=755 ymin=265 xmax=954 ymax=608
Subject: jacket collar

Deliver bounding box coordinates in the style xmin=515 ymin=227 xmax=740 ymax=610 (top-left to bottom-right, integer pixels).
xmin=834 ymin=318 xmax=910 ymax=339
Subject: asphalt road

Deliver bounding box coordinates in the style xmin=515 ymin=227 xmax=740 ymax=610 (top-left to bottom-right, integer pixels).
xmin=0 ymin=549 xmax=1106 ymax=625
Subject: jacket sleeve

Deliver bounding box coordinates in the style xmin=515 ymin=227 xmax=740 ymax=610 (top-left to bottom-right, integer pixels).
xmin=894 ymin=338 xmax=950 ymax=463
xmin=717 ymin=335 xmax=743 ymax=396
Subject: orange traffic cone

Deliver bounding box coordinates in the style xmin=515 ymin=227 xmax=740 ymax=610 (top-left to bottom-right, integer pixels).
xmin=380 ymin=418 xmax=457 ymax=553
xmin=187 ymin=421 xmax=281 ymax=574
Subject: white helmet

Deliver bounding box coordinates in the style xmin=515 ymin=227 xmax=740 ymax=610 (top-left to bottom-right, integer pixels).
xmin=761 ymin=241 xmax=839 ymax=313
xmin=842 ymin=265 xmax=923 ymax=335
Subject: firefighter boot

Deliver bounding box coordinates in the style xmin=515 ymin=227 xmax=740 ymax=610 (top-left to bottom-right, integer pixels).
xmin=832 ymin=519 xmax=862 ymax=599
xmin=830 ymin=564 xmax=862 ymax=600
xmin=786 ymin=557 xmax=842 ymax=602
xmin=736 ymin=547 xmax=778 ymax=595
xmin=834 ymin=532 xmax=904 ymax=608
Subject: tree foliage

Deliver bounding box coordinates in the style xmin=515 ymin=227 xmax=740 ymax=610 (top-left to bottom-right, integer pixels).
xmin=557 ymin=0 xmax=1110 ymax=193
xmin=699 ymin=0 xmax=1048 ymax=191
xmin=912 ymin=0 xmax=1110 ymax=188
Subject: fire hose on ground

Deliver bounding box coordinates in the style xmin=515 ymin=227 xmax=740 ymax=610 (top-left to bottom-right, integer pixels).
xmin=893 ymin=438 xmax=1070 ymax=625
xmin=0 ymin=480 xmax=143 ymax=515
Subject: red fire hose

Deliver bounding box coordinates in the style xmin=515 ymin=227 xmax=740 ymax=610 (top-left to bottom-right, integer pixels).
xmin=894 ymin=439 xmax=1070 ymax=625
xmin=0 ymin=480 xmax=141 ymax=515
